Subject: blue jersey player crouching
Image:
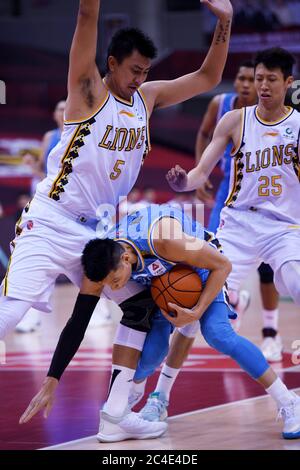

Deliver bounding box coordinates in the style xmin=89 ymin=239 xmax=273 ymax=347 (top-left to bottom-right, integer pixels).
xmin=20 ymin=205 xmax=300 ymax=442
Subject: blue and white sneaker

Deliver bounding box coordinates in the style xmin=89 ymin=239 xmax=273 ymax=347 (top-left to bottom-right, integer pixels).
xmin=139 ymin=392 xmax=169 ymax=422
xmin=278 ymin=392 xmax=300 ymax=439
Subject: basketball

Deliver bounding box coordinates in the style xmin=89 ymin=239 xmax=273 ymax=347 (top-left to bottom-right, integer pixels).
xmin=151 ymin=264 xmax=202 ymax=312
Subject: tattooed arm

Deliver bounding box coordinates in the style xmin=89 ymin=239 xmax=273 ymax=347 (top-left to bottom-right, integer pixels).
xmin=141 ymin=0 xmax=233 ymax=111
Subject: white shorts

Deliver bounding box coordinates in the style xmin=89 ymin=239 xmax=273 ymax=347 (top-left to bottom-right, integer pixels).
xmin=216 ymin=207 xmax=300 ymax=295
xmin=1 ymin=195 xmax=144 ymax=312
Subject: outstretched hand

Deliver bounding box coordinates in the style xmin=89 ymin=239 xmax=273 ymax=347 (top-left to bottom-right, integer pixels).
xmin=166 ymin=165 xmax=188 ymax=192
xmin=19 ymin=378 xmax=58 ymax=424
xmin=200 ymin=0 xmax=233 ymax=20
xmin=160 ymin=304 xmax=200 ymax=328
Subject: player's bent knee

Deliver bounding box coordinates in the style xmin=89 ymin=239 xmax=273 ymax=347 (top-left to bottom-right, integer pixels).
xmin=278 ymin=261 xmax=300 ymax=305
xmin=178 ymin=320 xmax=199 ymax=338
xmin=201 ymin=320 xmax=237 ymax=355
xmin=113 ymin=324 xmax=147 ymax=351
xmin=258 ymin=263 xmax=274 ymax=284
xmin=119 ymin=290 xmax=156 ymax=333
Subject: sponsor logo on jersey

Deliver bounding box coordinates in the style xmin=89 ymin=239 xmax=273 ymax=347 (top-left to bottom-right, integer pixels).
xmin=283 ymin=127 xmax=294 ymax=139
xmin=148 ymin=260 xmax=167 ymax=276
xmin=26 ymin=220 xmax=34 ymax=230
xmin=118 ymin=110 xmax=135 ymax=118
xmin=263 ymin=131 xmax=279 ymax=137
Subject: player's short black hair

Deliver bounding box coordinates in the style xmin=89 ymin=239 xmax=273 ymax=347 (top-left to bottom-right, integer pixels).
xmin=106 ymin=27 xmax=157 ymax=70
xmin=82 ymin=239 xmax=124 ymax=282
xmin=238 ymin=60 xmax=254 ymax=70
xmin=254 ymin=48 xmax=296 ymax=79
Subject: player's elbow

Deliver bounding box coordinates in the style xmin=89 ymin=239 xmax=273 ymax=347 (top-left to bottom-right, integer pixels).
xmin=199 ymin=67 xmax=222 ymax=90
xmin=222 ymin=257 xmax=232 ymax=277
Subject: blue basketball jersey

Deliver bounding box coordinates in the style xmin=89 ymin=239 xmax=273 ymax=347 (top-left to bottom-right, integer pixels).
xmin=208 ymin=93 xmax=236 ymax=233
xmin=107 ymin=204 xmax=227 ymax=303
xmin=218 ymin=93 xmax=236 ymax=177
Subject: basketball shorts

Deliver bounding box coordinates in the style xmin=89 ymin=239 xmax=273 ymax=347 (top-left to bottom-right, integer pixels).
xmin=1 ymin=195 xmax=144 ymax=312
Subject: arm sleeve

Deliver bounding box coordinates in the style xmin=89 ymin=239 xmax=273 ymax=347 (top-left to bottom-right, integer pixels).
xmin=47 ymin=293 xmax=99 ymax=380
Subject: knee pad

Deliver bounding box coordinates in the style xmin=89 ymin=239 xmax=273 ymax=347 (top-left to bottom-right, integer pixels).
xmin=178 ymin=320 xmax=200 ymax=338
xmin=119 ymin=289 xmax=156 ymax=333
xmin=113 ymin=324 xmax=147 ymax=351
xmin=258 ymin=263 xmax=274 ymax=284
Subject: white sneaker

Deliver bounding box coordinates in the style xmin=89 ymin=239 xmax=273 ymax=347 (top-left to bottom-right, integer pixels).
xmin=15 ymin=308 xmax=41 ymax=333
xmin=139 ymin=392 xmax=169 ymax=422
xmin=97 ymin=410 xmax=168 ymax=442
xmin=230 ymin=290 xmax=250 ymax=331
xmin=128 ymin=391 xmax=144 ymax=410
xmin=261 ymin=335 xmax=283 ymax=362
xmin=278 ymin=392 xmax=300 ymax=439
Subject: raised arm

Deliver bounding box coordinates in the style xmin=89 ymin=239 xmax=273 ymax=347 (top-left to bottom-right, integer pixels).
xmin=166 ymin=108 xmax=241 ymax=193
xmin=195 ymin=95 xmax=220 ymax=164
xmin=141 ymin=0 xmax=233 ymax=111
xmin=66 ymin=0 xmax=106 ymax=120
xmin=195 ymin=95 xmax=220 ymax=202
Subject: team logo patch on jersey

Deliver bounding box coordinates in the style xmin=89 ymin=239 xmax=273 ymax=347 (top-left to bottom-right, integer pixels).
xmin=218 ymin=219 xmax=225 ymax=230
xmin=148 ymin=260 xmax=167 ymax=276
xmin=26 ymin=220 xmax=34 ymax=230
xmin=283 ymin=127 xmax=294 ymax=139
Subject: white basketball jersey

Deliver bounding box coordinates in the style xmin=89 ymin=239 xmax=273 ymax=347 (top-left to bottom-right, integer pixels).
xmin=36 ymin=89 xmax=150 ymax=218
xmin=225 ymin=105 xmax=300 ymax=223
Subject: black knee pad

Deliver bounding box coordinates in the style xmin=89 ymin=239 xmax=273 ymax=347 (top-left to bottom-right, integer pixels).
xmin=258 ymin=263 xmax=274 ymax=284
xmin=119 ymin=289 xmax=157 ymax=333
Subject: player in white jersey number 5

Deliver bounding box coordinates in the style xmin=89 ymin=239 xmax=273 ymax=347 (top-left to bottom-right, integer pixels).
xmin=167 ymin=47 xmax=300 ymax=316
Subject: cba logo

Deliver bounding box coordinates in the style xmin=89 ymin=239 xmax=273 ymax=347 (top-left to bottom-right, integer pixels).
xmin=283 ymin=127 xmax=294 ymax=139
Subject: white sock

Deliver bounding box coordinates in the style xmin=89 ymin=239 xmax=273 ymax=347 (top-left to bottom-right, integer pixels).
xmin=262 ymin=309 xmax=279 ymax=331
xmin=266 ymin=378 xmax=294 ymax=407
xmin=102 ymin=364 xmax=135 ymax=418
xmin=130 ymin=379 xmax=147 ymax=396
xmin=155 ymin=364 xmax=180 ymax=401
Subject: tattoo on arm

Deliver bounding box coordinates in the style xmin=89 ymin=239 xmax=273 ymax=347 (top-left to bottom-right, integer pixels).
xmin=215 ymin=20 xmax=231 ymax=45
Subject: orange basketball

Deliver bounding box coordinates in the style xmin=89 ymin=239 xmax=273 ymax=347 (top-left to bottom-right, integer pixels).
xmin=151 ymin=264 xmax=202 ymax=312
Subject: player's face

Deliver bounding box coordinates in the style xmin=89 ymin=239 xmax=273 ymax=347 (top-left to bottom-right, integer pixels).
xmin=255 ymin=64 xmax=293 ymax=107
xmin=234 ymin=66 xmax=256 ymax=104
xmin=53 ymin=101 xmax=66 ymax=127
xmin=108 ymin=50 xmax=151 ymax=100
xmin=104 ymin=258 xmax=132 ymax=290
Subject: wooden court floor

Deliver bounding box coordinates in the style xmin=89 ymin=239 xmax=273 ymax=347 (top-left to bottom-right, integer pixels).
xmin=1 ymin=270 xmax=300 ymax=450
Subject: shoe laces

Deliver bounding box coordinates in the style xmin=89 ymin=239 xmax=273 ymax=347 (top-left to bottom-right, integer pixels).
xmin=123 ymin=412 xmax=144 ymax=425
xmin=144 ymin=393 xmax=168 ymax=415
xmin=277 ymin=401 xmax=296 ymax=421
xmin=128 ymin=391 xmax=142 ymax=406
